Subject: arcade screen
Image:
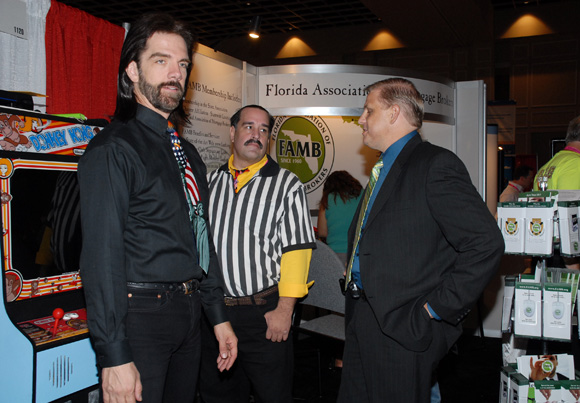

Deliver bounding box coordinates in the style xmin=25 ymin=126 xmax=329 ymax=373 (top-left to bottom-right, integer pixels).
xmin=2 ymin=157 xmax=83 ymax=303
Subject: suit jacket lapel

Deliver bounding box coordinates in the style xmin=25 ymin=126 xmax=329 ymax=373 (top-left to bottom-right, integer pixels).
xmin=364 ymin=134 xmax=423 ymax=228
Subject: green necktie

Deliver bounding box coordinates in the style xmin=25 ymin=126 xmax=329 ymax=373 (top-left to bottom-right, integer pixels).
xmin=345 ymin=158 xmax=384 ymax=287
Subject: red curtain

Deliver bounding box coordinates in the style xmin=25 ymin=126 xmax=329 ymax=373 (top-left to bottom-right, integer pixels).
xmin=45 ymin=0 xmax=125 ymax=120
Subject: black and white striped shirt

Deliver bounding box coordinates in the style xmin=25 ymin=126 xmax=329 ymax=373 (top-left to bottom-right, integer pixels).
xmin=207 ymin=156 xmax=316 ymax=297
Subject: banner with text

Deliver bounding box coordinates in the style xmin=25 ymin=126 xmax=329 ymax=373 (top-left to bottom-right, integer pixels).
xmin=182 ymin=52 xmax=244 ymax=171
xmin=258 ymin=71 xmax=455 ymax=121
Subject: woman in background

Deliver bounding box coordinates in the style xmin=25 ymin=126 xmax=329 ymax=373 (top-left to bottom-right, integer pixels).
xmin=317 ymin=170 xmax=363 ymax=265
xmin=317 ymin=170 xmax=362 ymax=370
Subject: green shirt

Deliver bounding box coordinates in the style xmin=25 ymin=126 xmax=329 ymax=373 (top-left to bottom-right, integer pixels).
xmin=325 ymin=193 xmax=362 ymax=253
xmin=534 ymin=149 xmax=580 ymax=190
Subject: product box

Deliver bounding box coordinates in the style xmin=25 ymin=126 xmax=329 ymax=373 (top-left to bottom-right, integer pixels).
xmin=500 ymin=365 xmax=518 ymax=403
xmin=561 ymin=379 xmax=580 ymax=403
xmin=546 ymin=268 xmax=580 ymax=322
xmin=542 ymin=283 xmax=572 ymax=341
xmin=525 ymin=201 xmax=554 ymax=256
xmin=514 ymin=282 xmax=542 ymax=338
xmin=502 ymin=275 xmax=517 ymax=333
xmin=558 ymin=201 xmax=580 ymax=256
xmin=509 ymin=372 xmax=531 ymax=403
xmin=534 ymin=380 xmax=561 ymax=403
xmin=498 ymin=202 xmax=527 ymax=254
xmin=517 ymin=354 xmax=576 ymax=382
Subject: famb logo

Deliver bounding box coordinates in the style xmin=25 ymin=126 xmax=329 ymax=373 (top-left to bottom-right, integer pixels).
xmin=504 ymin=217 xmax=519 ymax=236
xmin=271 ymin=116 xmax=334 ymax=193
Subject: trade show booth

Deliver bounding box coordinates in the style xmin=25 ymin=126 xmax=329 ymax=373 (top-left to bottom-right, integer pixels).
xmin=1 ymin=32 xmax=496 ymax=403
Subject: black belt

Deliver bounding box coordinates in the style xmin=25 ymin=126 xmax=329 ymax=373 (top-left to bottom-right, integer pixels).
xmin=127 ymin=279 xmax=200 ymax=295
xmin=224 ymin=285 xmax=278 ymax=306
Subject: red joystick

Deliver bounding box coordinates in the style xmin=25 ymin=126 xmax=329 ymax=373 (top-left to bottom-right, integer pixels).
xmin=52 ymin=308 xmax=64 ymax=336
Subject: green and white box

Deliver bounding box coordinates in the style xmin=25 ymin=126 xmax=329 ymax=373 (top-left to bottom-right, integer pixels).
xmin=498 ymin=202 xmax=527 ymax=254
xmin=500 ymin=365 xmax=518 ymax=403
xmin=525 ymin=201 xmax=554 ymax=256
xmin=558 ymin=201 xmax=580 ymax=256
xmin=560 ymin=379 xmax=580 ymax=403
xmin=543 ymin=283 xmax=572 ymax=341
xmin=509 ymin=373 xmax=530 ymax=403
xmin=514 ymin=282 xmax=542 ymax=338
xmin=534 ymin=380 xmax=561 ymax=403
xmin=502 ymin=276 xmax=517 ymax=333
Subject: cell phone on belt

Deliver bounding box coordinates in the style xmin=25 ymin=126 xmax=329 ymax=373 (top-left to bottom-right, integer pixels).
xmin=339 ymin=277 xmax=346 ymax=296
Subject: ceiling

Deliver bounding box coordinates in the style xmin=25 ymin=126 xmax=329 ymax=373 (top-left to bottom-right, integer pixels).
xmin=56 ymin=0 xmax=573 ymax=65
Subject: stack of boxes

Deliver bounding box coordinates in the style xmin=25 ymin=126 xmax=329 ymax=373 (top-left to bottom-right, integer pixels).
xmin=498 ymin=190 xmax=580 ymax=402
xmin=500 ymin=356 xmax=579 ymax=403
xmin=511 ymin=267 xmax=578 ymax=342
xmin=498 ymin=190 xmax=580 ymax=258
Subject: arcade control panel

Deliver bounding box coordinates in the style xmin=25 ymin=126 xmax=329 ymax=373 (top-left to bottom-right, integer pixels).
xmin=18 ymin=308 xmax=89 ymax=346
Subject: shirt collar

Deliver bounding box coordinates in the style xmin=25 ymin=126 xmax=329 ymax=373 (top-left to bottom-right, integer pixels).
xmin=508 ymin=181 xmax=524 ymax=192
xmin=228 ymin=154 xmax=268 ymax=177
xmin=220 ymin=154 xmax=280 ymax=177
xmin=380 ymin=130 xmax=418 ymax=162
xmin=135 ymin=104 xmax=170 ymax=136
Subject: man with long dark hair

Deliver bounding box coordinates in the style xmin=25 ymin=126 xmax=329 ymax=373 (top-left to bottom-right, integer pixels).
xmin=78 ymin=13 xmax=237 ymax=402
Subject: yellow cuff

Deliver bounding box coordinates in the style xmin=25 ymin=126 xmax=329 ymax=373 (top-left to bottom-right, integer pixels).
xmin=278 ymin=248 xmax=313 ymax=298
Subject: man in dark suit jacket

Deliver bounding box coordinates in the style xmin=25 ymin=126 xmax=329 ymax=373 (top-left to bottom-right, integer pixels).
xmin=337 ymin=78 xmax=504 ymax=402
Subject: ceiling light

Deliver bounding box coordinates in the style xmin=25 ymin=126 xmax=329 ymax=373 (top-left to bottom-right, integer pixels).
xmin=249 ymin=16 xmax=261 ymax=39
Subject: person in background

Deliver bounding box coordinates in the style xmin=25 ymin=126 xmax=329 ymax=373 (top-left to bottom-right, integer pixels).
xmin=78 ymin=13 xmax=237 ymax=403
xmin=499 ymin=165 xmax=534 ymax=202
xmin=534 ymin=115 xmax=580 ymax=192
xmin=200 ymin=105 xmax=316 ymax=403
xmin=317 ymin=170 xmax=363 ymax=371
xmin=317 ymin=170 xmax=363 ymax=265
xmin=534 ymin=115 xmax=580 ymax=270
xmin=337 ymin=77 xmax=504 ymax=402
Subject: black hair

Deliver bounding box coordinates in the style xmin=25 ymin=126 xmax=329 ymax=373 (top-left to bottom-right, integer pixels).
xmin=513 ymin=165 xmax=533 ymax=180
xmin=114 ymin=13 xmax=195 ymax=125
xmin=230 ymin=105 xmax=275 ymax=131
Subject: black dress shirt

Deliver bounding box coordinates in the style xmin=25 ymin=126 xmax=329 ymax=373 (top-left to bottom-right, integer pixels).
xmin=78 ymin=105 xmax=227 ymax=368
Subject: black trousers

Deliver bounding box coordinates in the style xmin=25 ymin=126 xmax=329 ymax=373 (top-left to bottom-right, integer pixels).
xmin=199 ymin=292 xmax=293 ymax=403
xmin=337 ymin=294 xmax=450 ymax=403
xmin=124 ymin=286 xmax=202 ymax=403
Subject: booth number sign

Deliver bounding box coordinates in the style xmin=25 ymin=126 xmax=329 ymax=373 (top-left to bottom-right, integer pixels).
xmin=0 ymin=0 xmax=28 ymax=40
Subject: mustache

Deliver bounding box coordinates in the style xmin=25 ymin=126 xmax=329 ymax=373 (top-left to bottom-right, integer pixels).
xmin=158 ymin=81 xmax=184 ymax=92
xmin=244 ymin=139 xmax=263 ymax=148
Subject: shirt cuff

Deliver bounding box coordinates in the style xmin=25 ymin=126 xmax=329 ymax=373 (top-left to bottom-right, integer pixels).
xmin=278 ymin=280 xmax=314 ymax=298
xmin=278 ymin=248 xmax=312 ymax=298
xmin=203 ymin=302 xmax=228 ymax=327
xmin=95 ymin=339 xmax=134 ymax=368
xmin=426 ymin=303 xmax=441 ymax=321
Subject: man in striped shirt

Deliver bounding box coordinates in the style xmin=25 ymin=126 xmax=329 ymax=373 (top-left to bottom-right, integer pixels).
xmin=200 ymin=105 xmax=316 ymax=403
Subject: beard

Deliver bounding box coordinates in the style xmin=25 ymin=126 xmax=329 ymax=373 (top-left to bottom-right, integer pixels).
xmin=137 ymin=70 xmax=184 ymax=113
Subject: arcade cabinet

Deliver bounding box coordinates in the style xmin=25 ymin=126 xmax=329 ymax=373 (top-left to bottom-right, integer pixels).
xmin=0 ymin=106 xmax=102 ymax=402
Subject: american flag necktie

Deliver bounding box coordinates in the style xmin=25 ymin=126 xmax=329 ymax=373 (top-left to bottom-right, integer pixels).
xmin=168 ymin=125 xmax=200 ymax=205
xmin=168 ymin=124 xmax=209 ymax=273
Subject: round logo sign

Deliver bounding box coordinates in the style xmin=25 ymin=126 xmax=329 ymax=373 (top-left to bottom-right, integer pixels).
xmin=541 ymin=360 xmax=553 ymax=373
xmin=271 ymin=116 xmax=334 ymax=193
